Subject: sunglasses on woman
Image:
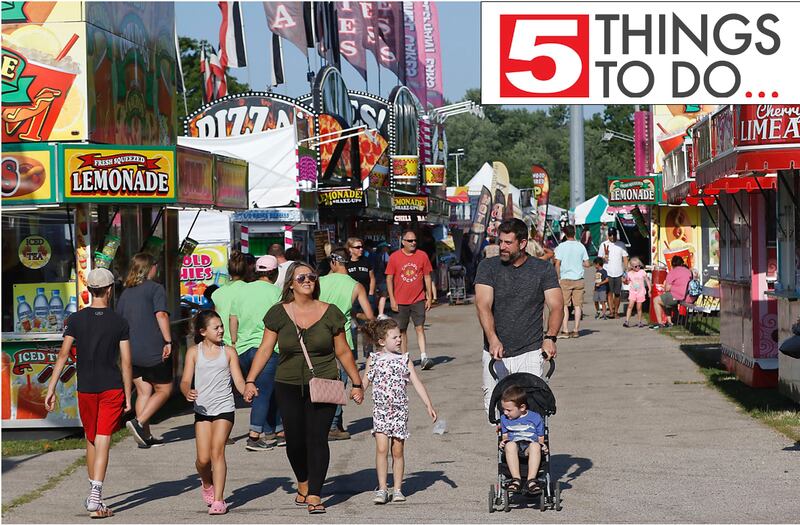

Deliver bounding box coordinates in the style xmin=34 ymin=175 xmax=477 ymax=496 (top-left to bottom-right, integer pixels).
xmin=294 ymin=273 xmax=318 ymax=284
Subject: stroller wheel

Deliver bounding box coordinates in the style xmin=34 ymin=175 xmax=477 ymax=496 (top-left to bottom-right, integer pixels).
xmin=488 ymin=484 xmax=496 ymax=513
xmin=539 ymin=490 xmax=547 ymax=512
xmin=501 ymin=488 xmax=510 ymax=512
xmin=554 ymin=482 xmax=562 ymax=511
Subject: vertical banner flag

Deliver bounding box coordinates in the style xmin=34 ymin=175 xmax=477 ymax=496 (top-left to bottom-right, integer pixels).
xmin=404 ymin=2 xmax=426 ymax=108
xmin=422 ymin=1 xmax=444 ymax=108
xmin=488 ymin=161 xmax=511 ymax=236
xmin=200 ymin=46 xmax=213 ymax=102
xmin=270 ymin=33 xmax=285 ymax=86
xmin=208 ymin=48 xmax=228 ymax=98
xmin=336 ymin=2 xmax=368 ymax=80
xmin=315 ymin=2 xmax=341 ymax=68
xmin=377 ymin=2 xmax=405 ymax=82
xmin=467 ymin=186 xmax=493 ymax=261
xmin=218 ymin=1 xmax=247 ymax=68
xmin=531 ymin=164 xmax=550 ymax=241
xmin=263 ymin=2 xmax=311 ymax=56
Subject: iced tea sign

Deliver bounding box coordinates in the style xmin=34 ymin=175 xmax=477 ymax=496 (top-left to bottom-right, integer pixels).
xmin=62 ymin=145 xmax=176 ymax=203
xmin=608 ymin=176 xmax=661 ymax=205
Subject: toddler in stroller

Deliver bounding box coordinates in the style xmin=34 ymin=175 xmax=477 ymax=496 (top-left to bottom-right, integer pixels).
xmin=487 ymin=358 xmax=561 ymax=513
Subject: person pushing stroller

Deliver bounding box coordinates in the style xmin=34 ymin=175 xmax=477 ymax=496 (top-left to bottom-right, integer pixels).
xmin=499 ymin=386 xmax=547 ymax=495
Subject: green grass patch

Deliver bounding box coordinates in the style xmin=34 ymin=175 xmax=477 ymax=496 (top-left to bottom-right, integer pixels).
xmin=2 ymin=455 xmax=86 ymax=516
xmin=2 ymin=428 xmax=130 ymax=457
xmin=680 ymin=343 xmax=800 ymax=443
xmin=3 ymin=394 xmax=190 ymax=457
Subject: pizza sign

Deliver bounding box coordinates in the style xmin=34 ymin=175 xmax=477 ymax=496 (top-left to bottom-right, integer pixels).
xmin=63 ymin=146 xmax=176 ymax=203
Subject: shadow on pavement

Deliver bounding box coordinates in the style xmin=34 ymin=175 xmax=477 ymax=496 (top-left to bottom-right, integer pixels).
xmin=322 ymin=468 xmax=457 ymax=507
xmin=411 ymin=355 xmax=455 ymax=368
xmin=158 ymin=423 xmax=197 ymax=444
xmin=345 ymin=417 xmax=373 ymax=437
xmin=2 ymin=454 xmax=41 ymax=474
xmin=228 ymin=476 xmax=295 ymax=509
xmin=549 ymin=454 xmax=593 ymax=490
xmin=105 ymin=474 xmax=197 ymax=512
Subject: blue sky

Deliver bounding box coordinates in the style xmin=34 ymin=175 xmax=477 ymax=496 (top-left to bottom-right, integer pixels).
xmin=176 ymin=1 xmax=603 ymax=116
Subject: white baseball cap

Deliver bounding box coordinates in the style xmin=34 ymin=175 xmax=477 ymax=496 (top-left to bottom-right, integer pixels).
xmin=87 ymin=268 xmax=114 ymax=288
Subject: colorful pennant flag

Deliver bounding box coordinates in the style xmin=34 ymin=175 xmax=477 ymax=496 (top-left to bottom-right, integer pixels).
xmin=218 ymin=1 xmax=247 ymax=68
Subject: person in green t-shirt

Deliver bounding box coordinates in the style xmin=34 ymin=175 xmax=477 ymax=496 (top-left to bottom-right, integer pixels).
xmin=320 ymin=248 xmax=374 ymax=440
xmin=230 ymin=255 xmax=283 ymax=451
xmin=210 ymin=251 xmax=248 ymax=347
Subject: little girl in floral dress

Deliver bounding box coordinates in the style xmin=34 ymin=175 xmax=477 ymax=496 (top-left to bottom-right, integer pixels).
xmin=361 ymin=318 xmax=436 ymax=505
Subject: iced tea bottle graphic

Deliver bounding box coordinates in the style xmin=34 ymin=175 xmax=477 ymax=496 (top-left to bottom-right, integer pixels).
xmin=2 ymin=353 xmax=11 ymax=419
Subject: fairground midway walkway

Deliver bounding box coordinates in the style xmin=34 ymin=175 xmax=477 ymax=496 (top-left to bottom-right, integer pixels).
xmin=3 ymin=304 xmax=799 ymax=523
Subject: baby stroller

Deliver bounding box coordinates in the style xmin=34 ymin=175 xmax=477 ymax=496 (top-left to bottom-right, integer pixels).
xmin=487 ymin=357 xmax=562 ymax=513
xmin=448 ymin=264 xmax=466 ymax=305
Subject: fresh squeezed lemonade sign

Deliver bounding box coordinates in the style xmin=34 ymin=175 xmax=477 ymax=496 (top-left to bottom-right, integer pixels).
xmin=482 ymin=2 xmax=800 ymax=104
xmin=63 ymin=146 xmax=176 ymax=202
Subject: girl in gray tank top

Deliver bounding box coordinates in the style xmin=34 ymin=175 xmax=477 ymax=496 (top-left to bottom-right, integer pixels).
xmin=180 ymin=311 xmax=247 ymax=515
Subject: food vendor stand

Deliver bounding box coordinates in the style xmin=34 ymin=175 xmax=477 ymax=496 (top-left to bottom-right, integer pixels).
xmin=691 ymin=105 xmax=785 ymax=388
xmin=1 ymin=2 xmax=180 ymax=428
xmin=2 ymin=144 xmax=177 ymax=428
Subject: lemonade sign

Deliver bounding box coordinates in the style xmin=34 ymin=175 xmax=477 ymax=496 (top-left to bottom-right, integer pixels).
xmin=1 ymin=22 xmax=87 ymax=142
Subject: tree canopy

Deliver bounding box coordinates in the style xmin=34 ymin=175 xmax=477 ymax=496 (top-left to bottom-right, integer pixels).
xmin=444 ymin=89 xmax=635 ymax=209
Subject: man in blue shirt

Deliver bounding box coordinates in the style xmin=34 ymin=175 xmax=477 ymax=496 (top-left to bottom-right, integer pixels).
xmin=554 ymin=225 xmax=591 ymax=338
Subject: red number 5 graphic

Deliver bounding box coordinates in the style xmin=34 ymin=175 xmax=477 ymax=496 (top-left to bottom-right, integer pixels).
xmin=500 ymin=15 xmax=590 ymax=98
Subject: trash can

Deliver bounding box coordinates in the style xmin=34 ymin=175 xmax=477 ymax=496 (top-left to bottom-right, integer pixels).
xmin=649 ymin=266 xmax=667 ymax=323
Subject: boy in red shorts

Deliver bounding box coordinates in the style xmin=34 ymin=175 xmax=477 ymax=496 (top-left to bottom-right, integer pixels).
xmin=45 ymin=268 xmax=133 ymax=518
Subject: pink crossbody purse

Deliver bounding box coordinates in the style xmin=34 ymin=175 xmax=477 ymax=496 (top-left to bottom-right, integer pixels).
xmin=287 ymin=304 xmax=348 ymax=405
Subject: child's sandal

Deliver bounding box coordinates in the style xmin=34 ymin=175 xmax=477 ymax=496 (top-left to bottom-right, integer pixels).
xmin=526 ymin=479 xmax=542 ymax=494
xmin=506 ymin=478 xmax=522 ymax=492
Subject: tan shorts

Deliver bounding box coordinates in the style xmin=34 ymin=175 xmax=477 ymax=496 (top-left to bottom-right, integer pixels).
xmin=560 ymin=279 xmax=585 ymax=307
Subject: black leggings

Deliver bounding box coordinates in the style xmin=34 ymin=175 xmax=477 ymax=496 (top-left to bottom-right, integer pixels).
xmin=275 ymin=382 xmax=337 ymax=497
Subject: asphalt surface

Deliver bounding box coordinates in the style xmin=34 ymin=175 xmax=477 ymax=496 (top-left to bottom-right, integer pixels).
xmin=3 ymin=303 xmax=799 ymax=523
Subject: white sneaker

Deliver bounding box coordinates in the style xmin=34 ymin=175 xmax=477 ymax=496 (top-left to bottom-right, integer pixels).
xmin=373 ymin=489 xmax=389 ymax=504
xmin=391 ymin=489 xmax=406 ymax=502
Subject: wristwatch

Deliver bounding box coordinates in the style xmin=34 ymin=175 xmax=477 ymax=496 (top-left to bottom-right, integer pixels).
xmin=352 ymin=384 xmax=363 ymax=389
xmin=543 ymin=335 xmax=558 ymax=344
xmin=163 ymin=341 xmax=172 ymax=346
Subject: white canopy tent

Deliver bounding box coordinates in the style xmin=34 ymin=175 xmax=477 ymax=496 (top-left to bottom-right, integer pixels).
xmin=572 ymin=194 xmax=615 ymax=225
xmin=179 ymin=210 xmax=232 ymax=245
xmin=177 ymin=126 xmax=300 ymax=209
xmin=463 ymin=162 xmax=522 ymax=204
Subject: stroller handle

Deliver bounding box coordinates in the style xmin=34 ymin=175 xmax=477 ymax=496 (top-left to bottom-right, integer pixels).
xmin=488 ymin=352 xmax=555 ymax=380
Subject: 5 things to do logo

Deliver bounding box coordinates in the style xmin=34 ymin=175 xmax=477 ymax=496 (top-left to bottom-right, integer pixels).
xmin=482 ymin=2 xmax=800 ymax=104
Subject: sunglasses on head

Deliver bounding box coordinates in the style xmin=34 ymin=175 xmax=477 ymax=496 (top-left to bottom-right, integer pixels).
xmin=294 ymin=273 xmax=318 ymax=284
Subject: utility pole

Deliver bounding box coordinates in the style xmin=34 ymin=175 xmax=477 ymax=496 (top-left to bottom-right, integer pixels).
xmin=569 ymin=104 xmax=585 ymax=210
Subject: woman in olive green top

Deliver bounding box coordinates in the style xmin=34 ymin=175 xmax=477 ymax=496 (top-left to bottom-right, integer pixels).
xmin=243 ymin=262 xmax=363 ymax=515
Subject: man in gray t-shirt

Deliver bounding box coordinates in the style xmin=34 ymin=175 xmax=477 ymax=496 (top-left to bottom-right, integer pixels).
xmin=475 ymin=219 xmax=564 ymax=415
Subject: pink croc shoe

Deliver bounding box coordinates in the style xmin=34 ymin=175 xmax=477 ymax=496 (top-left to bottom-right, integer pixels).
xmin=208 ymin=500 xmax=227 ymax=515
xmin=201 ymin=484 xmax=214 ymax=506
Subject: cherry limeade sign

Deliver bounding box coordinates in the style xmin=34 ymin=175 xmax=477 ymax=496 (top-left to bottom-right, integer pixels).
xmin=737 ymin=104 xmax=800 ymax=146
xmin=63 ymin=145 xmax=176 ymax=203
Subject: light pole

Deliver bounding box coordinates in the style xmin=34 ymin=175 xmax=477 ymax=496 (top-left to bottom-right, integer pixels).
xmin=601 ymin=129 xmax=634 ymax=143
xmin=448 ymin=148 xmax=465 ymax=187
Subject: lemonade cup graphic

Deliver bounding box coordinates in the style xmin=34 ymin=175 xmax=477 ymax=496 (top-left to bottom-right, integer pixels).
xmin=3 ymin=32 xmax=80 ymax=142
xmin=3 ymin=55 xmax=78 ymax=142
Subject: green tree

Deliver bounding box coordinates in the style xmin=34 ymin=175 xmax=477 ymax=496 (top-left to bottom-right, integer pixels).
xmin=176 ymin=36 xmax=251 ymax=124
xmin=444 ymin=92 xmax=635 ymax=209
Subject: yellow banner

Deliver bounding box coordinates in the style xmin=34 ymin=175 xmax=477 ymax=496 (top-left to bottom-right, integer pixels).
xmin=63 ymin=146 xmax=176 ymax=202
